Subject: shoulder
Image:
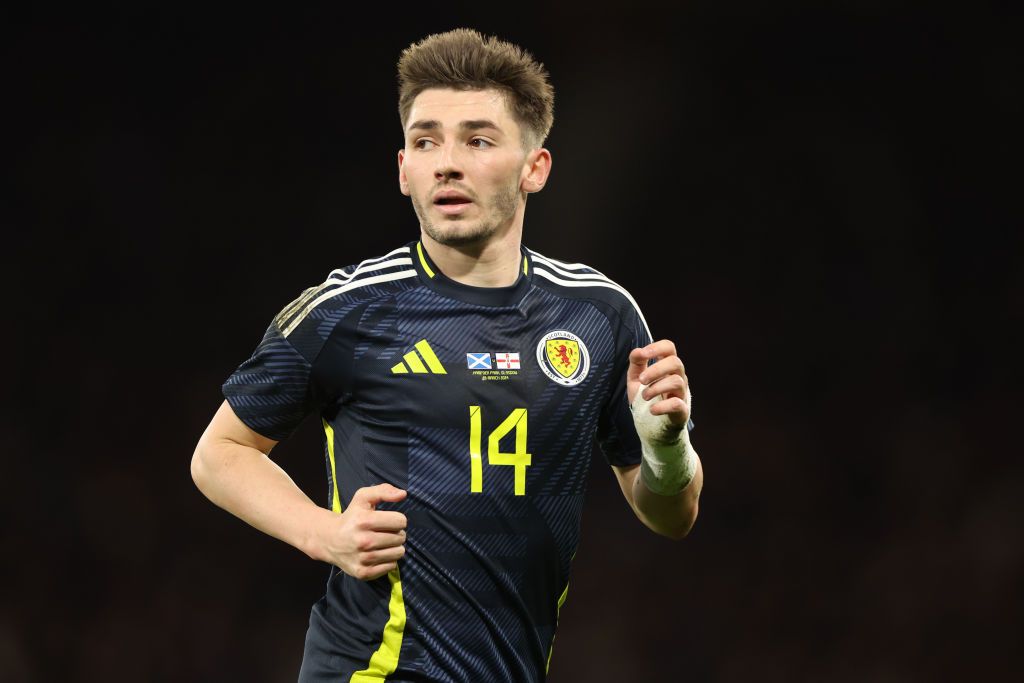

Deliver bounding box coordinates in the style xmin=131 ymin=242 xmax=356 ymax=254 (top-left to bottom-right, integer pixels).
xmin=274 ymin=244 xmax=419 ymax=339
xmin=527 ymin=248 xmax=650 ymax=337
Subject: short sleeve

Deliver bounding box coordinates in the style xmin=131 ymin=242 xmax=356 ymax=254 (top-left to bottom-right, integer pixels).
xmin=222 ymin=312 xmax=318 ymax=442
xmin=595 ymin=302 xmax=652 ymax=467
xmin=594 ymin=300 xmax=694 ymax=467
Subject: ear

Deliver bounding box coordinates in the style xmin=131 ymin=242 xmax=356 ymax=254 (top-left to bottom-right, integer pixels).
xmin=398 ymin=148 xmax=410 ymax=196
xmin=520 ymin=148 xmax=552 ymax=194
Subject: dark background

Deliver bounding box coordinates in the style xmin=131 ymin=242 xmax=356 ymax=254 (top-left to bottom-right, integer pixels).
xmin=4 ymin=3 xmax=1021 ymax=681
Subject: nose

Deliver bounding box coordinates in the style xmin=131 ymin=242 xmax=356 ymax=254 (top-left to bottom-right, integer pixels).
xmin=434 ymin=142 xmax=464 ymax=182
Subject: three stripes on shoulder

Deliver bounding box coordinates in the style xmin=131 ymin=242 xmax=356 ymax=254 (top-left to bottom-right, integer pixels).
xmin=528 ymin=252 xmax=651 ymax=340
xmin=275 ymin=246 xmax=416 ymax=338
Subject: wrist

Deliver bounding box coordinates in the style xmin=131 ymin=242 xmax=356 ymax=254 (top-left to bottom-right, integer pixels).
xmin=300 ymin=506 xmax=336 ymax=562
xmin=638 ymin=427 xmax=696 ymax=496
xmin=631 ymin=385 xmax=696 ymax=496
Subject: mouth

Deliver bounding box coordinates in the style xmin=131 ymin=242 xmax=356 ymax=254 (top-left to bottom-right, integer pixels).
xmin=433 ymin=190 xmax=473 ymax=215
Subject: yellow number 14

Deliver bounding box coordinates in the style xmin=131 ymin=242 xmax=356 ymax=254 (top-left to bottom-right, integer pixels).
xmin=469 ymin=406 xmax=531 ymax=495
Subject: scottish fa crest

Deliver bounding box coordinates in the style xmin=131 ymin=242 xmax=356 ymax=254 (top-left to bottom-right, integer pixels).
xmin=537 ymin=330 xmax=590 ymax=386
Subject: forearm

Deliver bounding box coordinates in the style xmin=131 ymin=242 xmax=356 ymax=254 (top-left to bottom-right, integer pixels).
xmin=627 ymin=377 xmax=702 ymax=538
xmin=631 ymin=454 xmax=703 ymax=540
xmin=191 ymin=436 xmax=334 ymax=561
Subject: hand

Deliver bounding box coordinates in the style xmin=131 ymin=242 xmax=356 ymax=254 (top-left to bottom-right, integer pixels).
xmin=318 ymin=483 xmax=408 ymax=581
xmin=627 ymin=339 xmax=691 ymax=429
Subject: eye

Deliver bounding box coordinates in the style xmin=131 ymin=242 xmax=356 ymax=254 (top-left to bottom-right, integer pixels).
xmin=469 ymin=138 xmax=493 ymax=149
xmin=413 ymin=139 xmax=436 ymax=150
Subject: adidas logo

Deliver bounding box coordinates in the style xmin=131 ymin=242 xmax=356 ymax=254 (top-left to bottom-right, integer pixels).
xmin=391 ymin=339 xmax=447 ymax=375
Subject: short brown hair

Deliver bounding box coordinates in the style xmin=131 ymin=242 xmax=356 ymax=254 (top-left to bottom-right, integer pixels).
xmin=397 ymin=28 xmax=555 ymax=149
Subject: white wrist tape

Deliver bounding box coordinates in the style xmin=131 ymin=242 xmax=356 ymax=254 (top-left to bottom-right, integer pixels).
xmin=630 ymin=384 xmax=696 ymax=496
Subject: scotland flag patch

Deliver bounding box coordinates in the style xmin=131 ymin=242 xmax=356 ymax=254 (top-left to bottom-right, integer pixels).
xmin=466 ymin=353 xmax=492 ymax=369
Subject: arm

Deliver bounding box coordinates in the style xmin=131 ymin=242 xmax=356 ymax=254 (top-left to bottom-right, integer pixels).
xmin=613 ymin=339 xmax=703 ymax=540
xmin=613 ymin=459 xmax=702 ymax=540
xmin=191 ymin=400 xmax=407 ymax=580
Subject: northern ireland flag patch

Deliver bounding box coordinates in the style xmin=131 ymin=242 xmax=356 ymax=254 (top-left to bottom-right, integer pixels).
xmin=495 ymin=352 xmax=520 ymax=369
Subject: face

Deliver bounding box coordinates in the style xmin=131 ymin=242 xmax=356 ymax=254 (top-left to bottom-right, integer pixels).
xmin=398 ymin=88 xmax=547 ymax=248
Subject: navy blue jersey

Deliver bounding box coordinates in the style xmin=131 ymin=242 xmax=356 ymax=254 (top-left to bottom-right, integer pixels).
xmin=223 ymin=240 xmax=666 ymax=682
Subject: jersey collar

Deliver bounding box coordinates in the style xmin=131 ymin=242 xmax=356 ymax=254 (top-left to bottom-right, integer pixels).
xmin=411 ymin=240 xmax=533 ymax=307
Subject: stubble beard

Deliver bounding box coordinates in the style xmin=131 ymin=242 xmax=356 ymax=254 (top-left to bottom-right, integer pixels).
xmin=413 ymin=181 xmax=521 ymax=248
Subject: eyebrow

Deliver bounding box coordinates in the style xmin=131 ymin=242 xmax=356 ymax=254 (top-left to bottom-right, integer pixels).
xmin=406 ymin=119 xmax=503 ymax=134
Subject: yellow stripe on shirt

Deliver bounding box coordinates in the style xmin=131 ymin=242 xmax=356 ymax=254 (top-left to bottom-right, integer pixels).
xmin=322 ymin=420 xmax=342 ymax=514
xmin=350 ymin=568 xmax=407 ymax=681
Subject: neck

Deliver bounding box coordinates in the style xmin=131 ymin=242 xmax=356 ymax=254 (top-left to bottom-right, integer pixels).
xmin=420 ymin=226 xmax=524 ymax=288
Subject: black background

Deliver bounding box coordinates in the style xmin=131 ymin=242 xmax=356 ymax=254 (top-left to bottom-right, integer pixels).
xmin=5 ymin=3 xmax=1021 ymax=681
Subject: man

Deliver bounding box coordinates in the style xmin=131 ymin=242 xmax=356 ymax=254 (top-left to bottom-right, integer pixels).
xmin=191 ymin=28 xmax=703 ymax=682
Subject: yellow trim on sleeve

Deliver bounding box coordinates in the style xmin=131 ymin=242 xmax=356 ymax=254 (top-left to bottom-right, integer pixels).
xmin=322 ymin=420 xmax=343 ymax=514
xmin=350 ymin=567 xmax=407 ymax=681
xmin=416 ymin=241 xmax=435 ymax=278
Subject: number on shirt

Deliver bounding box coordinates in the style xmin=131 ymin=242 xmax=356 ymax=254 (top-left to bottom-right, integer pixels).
xmin=469 ymin=406 xmax=531 ymax=495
